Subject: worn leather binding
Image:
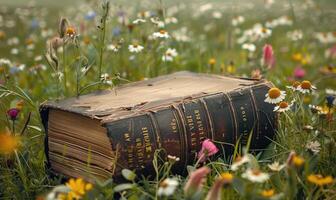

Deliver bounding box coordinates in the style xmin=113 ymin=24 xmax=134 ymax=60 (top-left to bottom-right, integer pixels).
xmin=105 ymin=84 xmax=276 ymax=176
xmin=40 ymin=71 xmax=276 ymax=180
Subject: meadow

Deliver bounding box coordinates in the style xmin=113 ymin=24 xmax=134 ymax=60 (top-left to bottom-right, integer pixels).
xmin=0 ymin=0 xmax=335 ymax=199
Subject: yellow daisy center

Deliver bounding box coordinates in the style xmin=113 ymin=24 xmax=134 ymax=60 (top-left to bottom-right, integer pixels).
xmin=221 ymin=172 xmax=233 ymax=182
xmin=159 ymin=30 xmax=166 ymax=34
xmin=292 ymin=155 xmax=304 ymax=167
xmin=292 ymin=81 xmax=301 ymax=88
xmin=301 ymin=81 xmax=312 ymax=89
xmin=66 ymin=27 xmax=76 ymax=36
xmin=279 ymin=101 xmax=289 ymax=109
xmin=268 ymin=88 xmax=281 ymax=99
xmin=159 ymin=180 xmax=169 ymax=188
xmin=252 ymin=169 xmax=261 ymax=176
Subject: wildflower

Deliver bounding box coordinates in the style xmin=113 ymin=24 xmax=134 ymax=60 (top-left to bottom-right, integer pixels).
xmin=7 ymin=108 xmax=20 ymax=120
xmin=309 ymin=104 xmax=323 ymax=114
xmin=65 ymin=178 xmax=93 ymax=199
xmin=261 ymin=189 xmax=275 ymax=198
xmin=326 ymin=95 xmax=335 ymax=108
xmin=128 ymin=44 xmax=144 ymax=53
xmin=306 ymin=141 xmax=321 ymax=154
xmin=132 ymin=18 xmax=146 ymax=24
xmin=293 ymin=66 xmax=305 ymax=79
xmin=286 ymin=81 xmax=301 ymax=91
xmin=158 ymin=178 xmax=179 ymax=196
xmin=0 ymin=133 xmax=20 ymax=154
xmin=303 ymin=125 xmax=314 ymax=131
xmin=220 ymin=172 xmax=234 ymax=185
xmin=0 ymin=58 xmax=12 ymax=66
xmin=197 ymin=139 xmax=219 ymax=162
xmin=162 ymin=48 xmax=178 ymax=62
xmin=231 ymin=155 xmax=250 ymax=171
xmin=307 ymin=174 xmax=334 ymax=186
xmin=262 ymin=44 xmax=275 ymax=68
xmin=287 ymin=152 xmax=304 ymax=168
xmin=150 ymin=17 xmax=165 ymax=28
xmin=153 ymin=30 xmax=170 ymax=39
xmin=65 ymin=26 xmax=77 ymax=38
xmin=265 ymin=87 xmax=286 ymax=104
xmin=297 ymin=80 xmax=316 ymax=94
xmin=292 ymin=53 xmax=303 ymax=62
xmin=242 ymin=168 xmax=270 ymax=183
xmin=287 ymin=30 xmax=303 ymax=41
xmin=137 ymin=11 xmax=151 ymax=19
xmin=273 ymin=100 xmax=294 ymax=113
xmin=107 ymin=44 xmax=119 ymax=52
xmin=16 ymin=100 xmax=24 ymax=111
xmin=242 ymin=43 xmax=256 ymax=52
xmin=208 ymin=58 xmax=216 ymax=66
xmin=268 ymin=161 xmax=286 ymax=172
xmin=85 ymin=11 xmax=96 ymax=20
xmin=231 ymin=16 xmax=245 ymax=26
xmin=184 ymin=166 xmax=211 ymax=196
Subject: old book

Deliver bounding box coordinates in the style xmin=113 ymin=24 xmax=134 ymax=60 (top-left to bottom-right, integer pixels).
xmin=40 ymin=71 xmax=276 ymax=181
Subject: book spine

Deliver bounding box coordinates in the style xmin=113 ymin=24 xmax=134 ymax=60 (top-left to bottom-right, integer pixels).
xmin=105 ymin=83 xmax=276 ymax=176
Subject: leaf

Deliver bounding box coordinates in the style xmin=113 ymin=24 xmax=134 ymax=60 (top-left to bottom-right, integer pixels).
xmin=121 ymin=169 xmax=136 ymax=181
xmin=113 ymin=183 xmax=134 ymax=192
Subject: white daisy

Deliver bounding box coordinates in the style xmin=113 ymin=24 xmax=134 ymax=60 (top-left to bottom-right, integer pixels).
xmin=150 ymin=17 xmax=165 ymax=28
xmin=273 ymin=100 xmax=294 ymax=113
xmin=128 ymin=44 xmax=144 ymax=53
xmin=242 ymin=43 xmax=256 ymax=52
xmin=230 ymin=155 xmax=250 ymax=171
xmin=107 ymin=44 xmax=119 ymax=52
xmin=306 ymin=141 xmax=321 ymax=154
xmin=152 ymin=30 xmax=170 ymax=39
xmin=157 ymin=178 xmax=179 ymax=196
xmin=162 ymin=48 xmax=178 ymax=62
xmin=264 ymin=87 xmax=286 ymax=104
xmin=231 ymin=16 xmax=245 ymax=26
xmin=268 ymin=161 xmax=286 ymax=172
xmin=297 ymin=80 xmax=316 ymax=94
xmin=242 ymin=168 xmax=270 ymax=183
xmin=286 ymin=81 xmax=301 ymax=91
xmin=0 ymin=58 xmax=12 ymax=66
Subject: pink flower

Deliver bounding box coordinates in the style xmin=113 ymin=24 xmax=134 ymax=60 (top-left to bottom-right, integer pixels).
xmin=184 ymin=166 xmax=211 ymax=197
xmin=197 ymin=139 xmax=219 ymax=162
xmin=293 ymin=66 xmax=305 ymax=79
xmin=7 ymin=108 xmax=20 ymax=120
xmin=262 ymin=44 xmax=275 ymax=69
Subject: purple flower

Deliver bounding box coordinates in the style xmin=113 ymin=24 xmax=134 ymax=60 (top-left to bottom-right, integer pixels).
xmin=326 ymin=95 xmax=335 ymax=108
xmin=7 ymin=108 xmax=20 ymax=120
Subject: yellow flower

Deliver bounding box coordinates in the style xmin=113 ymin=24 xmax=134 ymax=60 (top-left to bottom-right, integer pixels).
xmin=66 ymin=27 xmax=76 ymax=37
xmin=307 ymin=174 xmax=334 ymax=186
xmin=261 ymin=189 xmax=275 ymax=197
xmin=65 ymin=178 xmax=93 ymax=199
xmin=208 ymin=58 xmax=216 ymax=65
xmin=0 ymin=133 xmax=20 ymax=154
xmin=220 ymin=172 xmax=234 ymax=184
xmin=292 ymin=155 xmax=305 ymax=167
xmin=226 ymin=64 xmax=236 ymax=74
xmin=292 ymin=53 xmax=303 ymax=62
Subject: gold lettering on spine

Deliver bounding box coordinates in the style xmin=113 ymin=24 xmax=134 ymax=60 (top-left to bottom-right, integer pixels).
xmin=141 ymin=127 xmax=152 ymax=159
xmin=187 ymin=115 xmax=197 ymax=150
xmin=124 ymin=132 xmax=134 ymax=168
xmin=194 ymin=110 xmax=205 ymax=141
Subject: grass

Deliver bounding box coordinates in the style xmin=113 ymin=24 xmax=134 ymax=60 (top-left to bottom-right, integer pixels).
xmin=0 ymin=0 xmax=336 ymax=199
